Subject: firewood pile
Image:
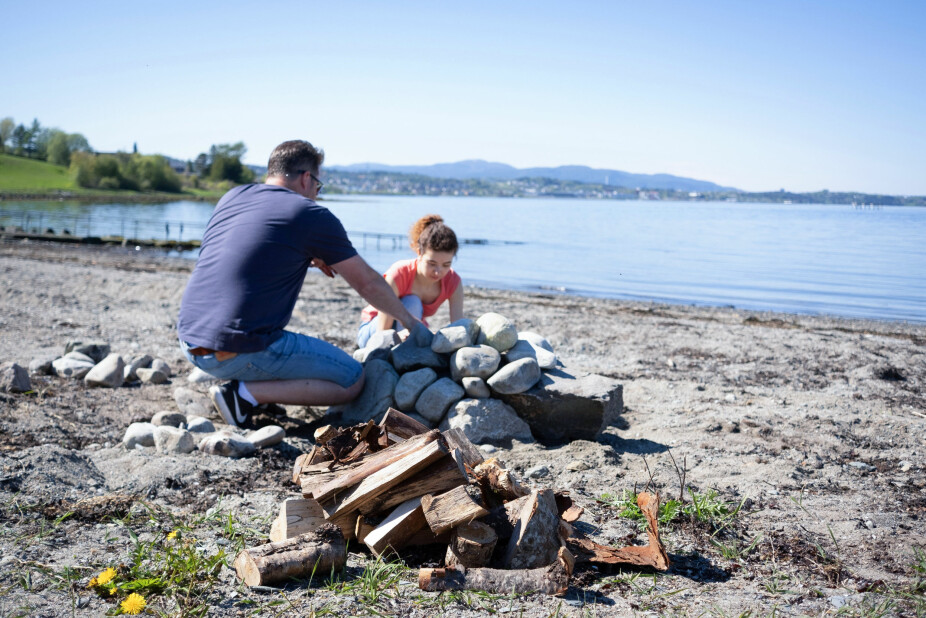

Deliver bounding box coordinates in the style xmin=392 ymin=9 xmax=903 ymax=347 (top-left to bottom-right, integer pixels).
xmin=233 ymin=408 xmax=670 ymax=594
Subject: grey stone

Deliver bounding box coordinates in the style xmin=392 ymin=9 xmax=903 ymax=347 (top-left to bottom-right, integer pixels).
xmin=64 ymin=351 xmax=95 ymax=363
xmin=475 ymin=313 xmax=518 ymax=352
xmin=328 ymin=359 xmax=398 ymax=424
xmin=123 ymin=422 xmax=156 ymax=448
xmin=566 ymin=460 xmax=592 ymax=472
xmin=415 ymin=377 xmax=465 ymax=423
xmin=187 ymin=367 xmax=219 ymax=383
xmin=154 ymin=426 xmax=196 ymax=454
xmin=186 ymin=416 xmax=215 ymax=433
xmin=487 ymin=358 xmax=541 ymax=395
xmin=150 ymin=358 xmax=172 ymax=377
xmin=367 ymin=329 xmax=401 ymax=350
xmin=52 ymin=355 xmax=94 ymax=379
xmin=198 ymin=432 xmax=256 ymax=457
xmin=151 ymin=411 xmax=187 ymax=427
xmin=462 ymin=377 xmax=490 ymax=398
xmin=174 ymin=387 xmax=213 ymax=418
xmin=84 ymin=353 xmax=125 ymax=388
xmin=440 ymin=398 xmax=534 ymax=445
xmin=505 ymin=332 xmax=557 ymax=369
xmin=0 ymin=362 xmax=31 ymax=393
xmin=394 ymin=367 xmax=439 ymax=411
xmin=497 ymin=367 xmax=623 ymax=445
xmin=247 ymin=425 xmax=285 ymax=448
xmin=64 ymin=341 xmax=111 ymax=363
xmin=353 ymin=346 xmax=391 ymax=364
xmin=431 ymin=319 xmax=479 ymax=353
xmin=480 ymin=444 xmax=498 ymax=455
xmin=136 ymin=368 xmax=169 ymax=384
xmin=391 ymin=338 xmax=447 ymax=373
xmin=29 ymin=355 xmax=57 ymax=376
xmin=450 ymin=345 xmax=501 ymax=382
xmin=527 ymin=465 xmax=550 ymax=479
xmin=124 ymin=354 xmax=153 ymax=381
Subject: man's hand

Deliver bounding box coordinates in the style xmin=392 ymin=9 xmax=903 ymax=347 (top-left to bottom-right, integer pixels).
xmin=311 ymin=258 xmax=336 ymax=278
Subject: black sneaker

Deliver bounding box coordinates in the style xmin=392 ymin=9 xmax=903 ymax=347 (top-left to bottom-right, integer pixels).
xmin=210 ymin=380 xmax=255 ymax=428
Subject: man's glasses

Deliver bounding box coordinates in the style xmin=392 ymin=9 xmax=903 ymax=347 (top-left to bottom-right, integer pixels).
xmin=287 ymin=169 xmax=324 ymax=193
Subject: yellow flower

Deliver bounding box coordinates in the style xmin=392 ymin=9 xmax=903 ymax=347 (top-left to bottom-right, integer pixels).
xmin=121 ymin=592 xmax=146 ymax=615
xmin=109 ymin=586 xmax=118 ymax=596
xmin=87 ymin=577 xmax=98 ymax=588
xmin=167 ymin=530 xmax=178 ymax=540
xmin=96 ymin=567 xmax=117 ymax=585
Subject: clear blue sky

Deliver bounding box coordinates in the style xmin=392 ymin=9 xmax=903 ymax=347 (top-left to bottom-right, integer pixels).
xmin=4 ymin=1 xmax=924 ymax=194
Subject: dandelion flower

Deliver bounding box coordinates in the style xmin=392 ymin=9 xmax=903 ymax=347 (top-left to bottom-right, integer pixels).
xmin=86 ymin=577 xmax=98 ymax=588
xmin=109 ymin=586 xmax=118 ymax=596
xmin=121 ymin=592 xmax=146 ymax=615
xmin=96 ymin=567 xmax=117 ymax=585
xmin=167 ymin=530 xmax=178 ymax=540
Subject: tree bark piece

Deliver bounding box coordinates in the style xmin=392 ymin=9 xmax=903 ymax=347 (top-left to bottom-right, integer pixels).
xmin=363 ymin=498 xmax=428 ymax=557
xmin=442 ymin=427 xmax=485 ymax=469
xmin=504 ymin=489 xmax=561 ymax=569
xmin=234 ymin=524 xmax=346 ymax=587
xmin=421 ymin=484 xmax=489 ymax=536
xmin=472 ymin=457 xmax=528 ymax=507
xmin=359 ymin=451 xmax=468 ymax=515
xmin=311 ymin=430 xmax=441 ymax=504
xmin=380 ymin=407 xmax=430 ymax=441
xmin=323 ymin=438 xmax=449 ymax=519
xmin=269 ymin=498 xmax=328 ymax=542
xmin=419 ymin=547 xmax=574 ymax=595
xmin=445 ymin=521 xmax=498 ymax=568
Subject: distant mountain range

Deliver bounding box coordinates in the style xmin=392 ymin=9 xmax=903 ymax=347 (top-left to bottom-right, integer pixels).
xmin=329 ymin=159 xmax=737 ymax=193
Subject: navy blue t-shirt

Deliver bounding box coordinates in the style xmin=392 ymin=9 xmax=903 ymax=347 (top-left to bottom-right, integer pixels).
xmin=177 ymin=184 xmax=357 ymax=352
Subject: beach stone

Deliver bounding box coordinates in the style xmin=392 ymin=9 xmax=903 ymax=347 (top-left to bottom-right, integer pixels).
xmin=53 ymin=355 xmax=95 ymax=379
xmin=123 ymin=422 xmax=156 ymax=449
xmin=136 ymin=368 xmax=169 ymax=384
xmin=566 ymin=460 xmax=592 ymax=472
xmin=415 ymin=377 xmax=465 ymax=423
xmin=64 ymin=341 xmax=111 ymax=363
xmin=328 ymin=359 xmax=398 ymax=424
xmin=187 ymin=367 xmax=219 ymax=383
xmin=391 ymin=338 xmax=447 ymax=373
xmin=528 ymin=465 xmax=550 ymax=479
xmin=85 ymin=354 xmax=125 ymax=388
xmin=450 ymin=345 xmax=501 ymax=382
xmin=186 ymin=416 xmax=215 ymax=433
xmin=174 ymin=387 xmax=213 ymax=418
xmin=198 ymin=432 xmax=256 ymax=458
xmin=505 ymin=332 xmax=557 ymax=369
xmin=462 ymin=376 xmax=491 ymax=398
xmin=154 ymin=426 xmax=196 ymax=455
xmin=353 ymin=346 xmax=391 ymax=364
xmin=29 ymin=355 xmax=57 ymax=376
xmin=247 ymin=425 xmax=285 ymax=448
xmin=498 ymin=367 xmax=623 ymax=445
xmin=151 ymin=411 xmax=187 ymax=427
xmin=431 ymin=319 xmax=479 ymax=353
xmin=150 ymin=358 xmax=172 ymax=377
xmin=0 ymin=362 xmax=31 ymax=393
xmin=368 ymin=329 xmax=401 ymax=350
xmin=440 ymin=398 xmax=534 ymax=445
xmin=394 ymin=367 xmax=439 ymax=411
xmin=487 ymin=358 xmax=541 ymax=395
xmin=475 ymin=313 xmax=518 ymax=352
xmin=124 ymin=354 xmax=153 ymax=381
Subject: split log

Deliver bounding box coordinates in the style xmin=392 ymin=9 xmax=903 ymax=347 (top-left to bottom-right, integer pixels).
xmin=421 ymin=484 xmax=489 ymax=536
xmin=481 ymin=494 xmax=529 ymax=542
xmin=234 ymin=523 xmax=346 ymax=587
xmin=419 ymin=547 xmax=574 ymax=595
xmin=311 ymin=430 xmax=441 ymax=503
xmin=300 ymin=459 xmax=367 ymax=498
xmin=355 ymin=516 xmax=379 ymax=545
xmin=565 ymin=492 xmax=670 ymax=571
xmin=269 ymin=498 xmax=327 ymax=542
xmin=504 ymin=489 xmax=561 ymax=569
xmin=363 ymin=498 xmax=428 ymax=557
xmin=327 ymin=510 xmax=359 ymax=541
xmin=472 ymin=457 xmax=528 ymax=506
xmin=442 ymin=427 xmax=485 ymax=469
xmin=323 ymin=438 xmax=449 ymax=518
xmin=359 ymin=450 xmax=468 ymax=515
xmin=380 ymin=407 xmax=430 ymax=441
xmin=313 ymin=425 xmax=339 ymax=445
xmin=292 ymin=447 xmax=333 ymax=484
xmin=445 ymin=521 xmax=498 ymax=568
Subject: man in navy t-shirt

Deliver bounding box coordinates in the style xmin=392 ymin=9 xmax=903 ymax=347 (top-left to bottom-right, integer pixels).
xmin=177 ymin=140 xmax=427 ymax=428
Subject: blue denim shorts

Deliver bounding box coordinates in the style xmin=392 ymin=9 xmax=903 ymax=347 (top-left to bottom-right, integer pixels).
xmin=179 ymin=331 xmax=362 ymax=387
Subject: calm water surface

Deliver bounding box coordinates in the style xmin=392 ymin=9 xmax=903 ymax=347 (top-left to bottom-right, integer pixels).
xmin=4 ymin=196 xmax=924 ymax=322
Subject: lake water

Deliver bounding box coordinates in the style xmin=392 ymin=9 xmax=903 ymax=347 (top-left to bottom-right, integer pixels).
xmin=3 ymin=196 xmax=924 ymax=323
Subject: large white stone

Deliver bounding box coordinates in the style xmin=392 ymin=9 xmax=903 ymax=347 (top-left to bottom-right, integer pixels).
xmin=198 ymin=432 xmax=256 ymax=457
xmin=394 ymin=367 xmax=438 ymax=411
xmin=124 ymin=354 xmax=153 ymax=381
xmin=450 ymin=345 xmax=501 ymax=382
xmin=505 ymin=332 xmax=557 ymax=369
xmin=487 ymin=358 xmax=541 ymax=395
xmin=52 ymin=355 xmax=94 ymax=379
xmin=123 ymin=422 xmax=156 ymax=449
xmin=431 ymin=319 xmax=479 ymax=354
xmin=475 ymin=313 xmax=518 ymax=352
xmin=85 ymin=353 xmax=125 ymax=388
xmin=440 ymin=398 xmax=534 ymax=445
xmin=247 ymin=425 xmax=286 ymax=448
xmin=137 ymin=368 xmax=169 ymax=384
xmin=154 ymin=426 xmax=196 ymax=454
xmin=462 ymin=377 xmax=490 ymax=398
xmin=415 ymin=377 xmax=465 ymax=423
xmin=151 ymin=411 xmax=187 ymax=427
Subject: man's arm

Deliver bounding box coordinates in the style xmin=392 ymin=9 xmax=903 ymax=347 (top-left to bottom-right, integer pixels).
xmin=332 ymin=255 xmax=424 ymax=334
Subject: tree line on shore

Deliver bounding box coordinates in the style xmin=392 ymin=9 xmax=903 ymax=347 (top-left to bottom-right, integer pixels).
xmin=0 ymin=116 xmax=253 ymax=194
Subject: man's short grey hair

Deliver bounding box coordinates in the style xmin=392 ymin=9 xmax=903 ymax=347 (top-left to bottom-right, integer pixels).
xmin=267 ymin=140 xmax=325 ymax=178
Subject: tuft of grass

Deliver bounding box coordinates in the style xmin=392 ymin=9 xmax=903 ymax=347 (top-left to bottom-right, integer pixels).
xmin=326 ymin=554 xmax=409 ymax=611
xmin=599 ymin=488 xmax=746 ymax=531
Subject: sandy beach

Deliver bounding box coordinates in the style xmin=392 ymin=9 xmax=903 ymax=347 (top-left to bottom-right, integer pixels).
xmin=1 ymin=239 xmax=924 ymax=616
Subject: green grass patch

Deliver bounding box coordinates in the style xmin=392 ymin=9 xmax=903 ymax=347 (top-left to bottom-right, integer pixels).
xmin=0 ymin=154 xmax=75 ymax=191
xmin=598 ymin=488 xmax=747 ymax=532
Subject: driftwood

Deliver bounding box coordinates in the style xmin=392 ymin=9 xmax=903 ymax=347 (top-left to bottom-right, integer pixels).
xmin=445 ymin=521 xmax=498 ymax=568
xmin=504 ymin=489 xmax=561 ymax=569
xmin=269 ymin=498 xmax=327 ymax=542
xmin=363 ymin=497 xmax=428 ymax=557
xmin=565 ymin=492 xmax=670 ymax=571
xmin=359 ymin=451 xmax=468 ymax=515
xmin=234 ymin=524 xmax=346 ymax=586
xmin=420 ymin=547 xmax=574 ymax=595
xmin=422 ymin=484 xmax=490 ymax=536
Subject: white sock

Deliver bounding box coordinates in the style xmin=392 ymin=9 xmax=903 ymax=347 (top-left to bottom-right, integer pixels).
xmin=237 ymin=382 xmax=259 ymax=406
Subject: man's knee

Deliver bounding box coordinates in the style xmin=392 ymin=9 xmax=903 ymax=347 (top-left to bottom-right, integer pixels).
xmin=344 ymin=368 xmax=365 ymax=400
